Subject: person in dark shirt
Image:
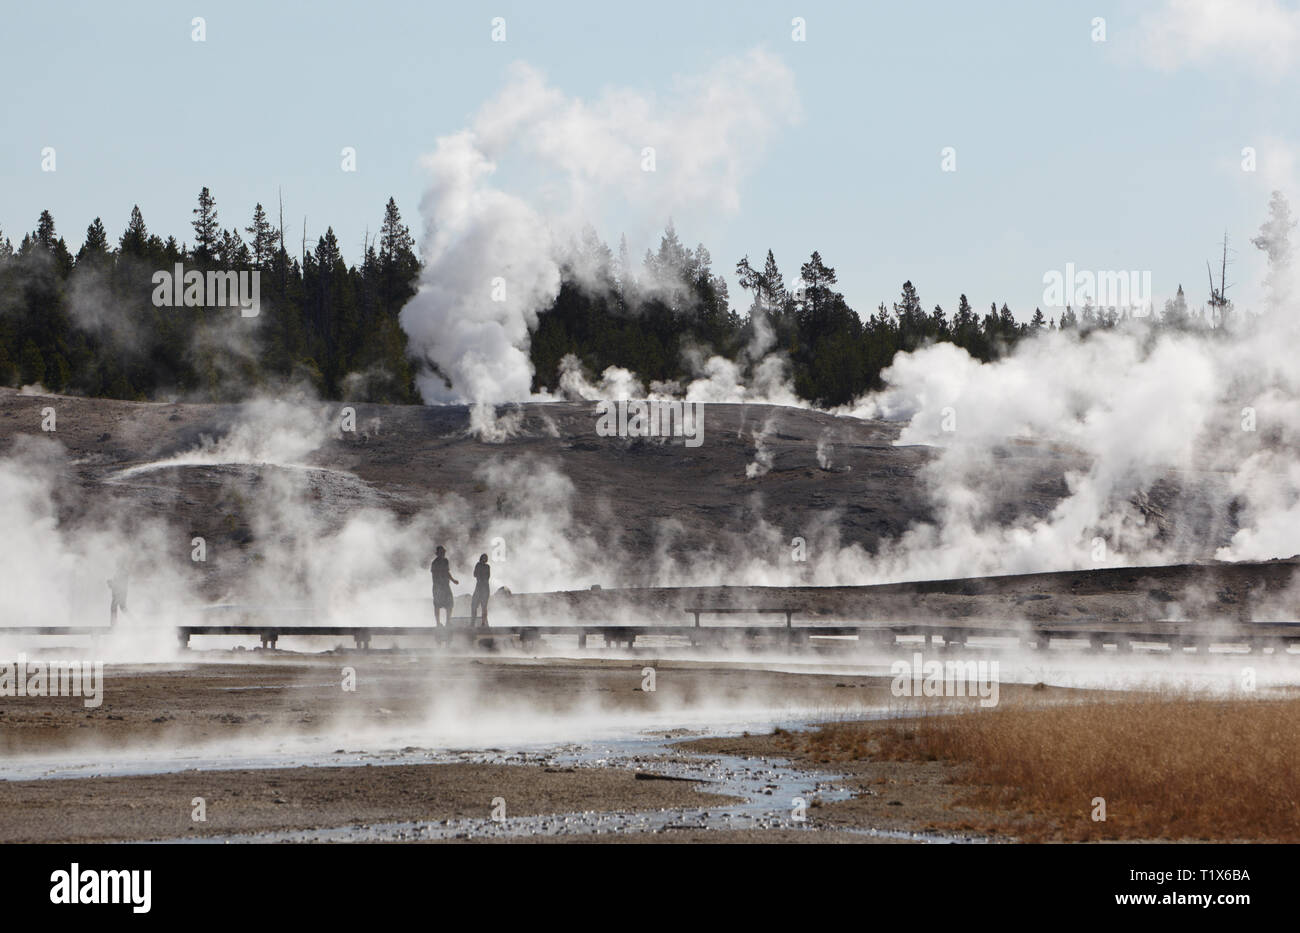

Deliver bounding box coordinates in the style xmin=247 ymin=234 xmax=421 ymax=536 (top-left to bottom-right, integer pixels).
xmin=430 ymin=546 xmax=458 ymax=626
xmin=470 ymin=554 xmax=491 ymax=626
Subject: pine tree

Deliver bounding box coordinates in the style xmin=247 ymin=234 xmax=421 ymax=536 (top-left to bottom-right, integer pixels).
xmin=35 ymin=211 xmax=57 ymax=250
xmin=76 ymin=218 xmax=111 ymax=267
xmin=216 ymin=228 xmax=250 ymax=269
xmin=952 ymin=294 xmax=976 ymax=335
xmin=245 ymin=203 xmax=279 ymax=270
xmin=798 ymin=251 xmax=838 ymax=327
xmin=119 ymin=206 xmax=150 ymax=258
xmin=377 ymin=197 xmax=419 ymax=314
xmin=929 ymin=304 xmax=950 ymax=338
xmin=1162 ymin=285 xmax=1189 ymax=329
xmin=893 ymin=281 xmax=925 ymax=348
xmin=980 ymin=302 xmax=1001 ymax=351
xmin=736 ymin=249 xmax=791 ymax=342
xmin=191 ymin=187 xmax=219 ymax=265
xmin=998 ymin=303 xmax=1018 ymax=341
xmin=760 ymin=250 xmax=788 ymax=308
xmin=651 ymin=221 xmax=690 ymax=282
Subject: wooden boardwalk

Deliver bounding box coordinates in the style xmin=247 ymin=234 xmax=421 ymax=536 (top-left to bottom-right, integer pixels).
xmin=6 ymin=606 xmax=1300 ymax=653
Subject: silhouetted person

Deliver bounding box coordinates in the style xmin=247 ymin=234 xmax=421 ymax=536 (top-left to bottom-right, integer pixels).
xmin=430 ymin=546 xmax=458 ymax=626
xmin=107 ymin=566 xmax=129 ymax=626
xmin=471 ymin=554 xmax=491 ymax=626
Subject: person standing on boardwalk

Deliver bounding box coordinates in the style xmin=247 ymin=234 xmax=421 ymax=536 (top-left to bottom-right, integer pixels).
xmin=430 ymin=546 xmax=458 ymax=626
xmin=470 ymin=554 xmax=491 ymax=626
xmin=107 ymin=564 xmax=129 ymax=626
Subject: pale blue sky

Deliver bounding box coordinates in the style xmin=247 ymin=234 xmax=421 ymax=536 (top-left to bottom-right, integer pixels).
xmin=2 ymin=0 xmax=1296 ymax=319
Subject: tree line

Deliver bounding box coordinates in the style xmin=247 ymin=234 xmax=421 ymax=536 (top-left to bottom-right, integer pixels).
xmin=1 ymin=188 xmax=1285 ymax=408
xmin=0 ymin=190 xmax=420 ymax=402
xmin=534 ymin=228 xmax=1245 ymax=407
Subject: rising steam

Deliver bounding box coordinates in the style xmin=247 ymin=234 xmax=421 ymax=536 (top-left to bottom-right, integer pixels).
xmin=399 ymin=50 xmax=800 ymax=415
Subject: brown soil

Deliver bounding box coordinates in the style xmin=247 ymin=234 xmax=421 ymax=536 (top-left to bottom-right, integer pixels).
xmin=0 ymin=762 xmax=730 ymax=843
xmin=0 ymin=656 xmax=1076 ymax=843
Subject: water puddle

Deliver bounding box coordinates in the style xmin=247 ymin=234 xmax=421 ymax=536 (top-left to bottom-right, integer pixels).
xmin=1 ymin=708 xmax=983 ymax=842
xmin=141 ymin=728 xmax=981 ymax=844
xmin=0 ymin=709 xmax=869 ymax=781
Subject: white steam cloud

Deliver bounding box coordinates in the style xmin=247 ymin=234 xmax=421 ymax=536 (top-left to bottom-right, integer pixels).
xmin=1139 ymin=0 xmax=1300 ymax=79
xmin=400 ymin=50 xmax=800 ymax=414
xmin=845 ymin=309 xmax=1300 ymax=579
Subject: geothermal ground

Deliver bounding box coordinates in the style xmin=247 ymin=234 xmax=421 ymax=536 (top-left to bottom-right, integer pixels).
xmin=3 ymin=388 xmax=1299 ymax=844
xmin=3 ymin=652 xmax=1299 ymax=843
xmin=0 ymin=654 xmax=985 ymax=844
xmin=0 ymin=385 xmax=1248 ymax=600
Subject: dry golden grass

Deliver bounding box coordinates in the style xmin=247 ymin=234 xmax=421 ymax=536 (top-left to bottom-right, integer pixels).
xmin=805 ymin=695 xmax=1300 ymax=841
